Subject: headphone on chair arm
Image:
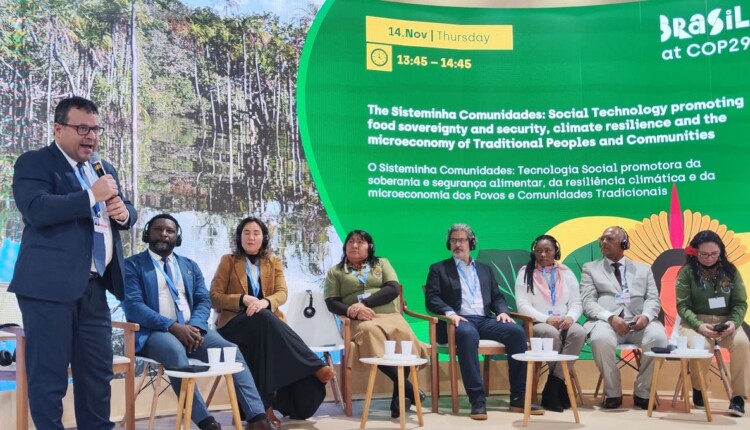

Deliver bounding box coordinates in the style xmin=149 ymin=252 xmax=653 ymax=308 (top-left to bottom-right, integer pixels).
xmin=0 ymin=323 xmax=20 ymax=367
xmin=303 ymin=289 xmax=316 ymax=318
xmin=141 ymin=214 xmax=183 ymax=247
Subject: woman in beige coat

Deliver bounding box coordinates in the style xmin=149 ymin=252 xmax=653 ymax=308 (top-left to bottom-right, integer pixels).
xmin=211 ymin=217 xmax=334 ymax=425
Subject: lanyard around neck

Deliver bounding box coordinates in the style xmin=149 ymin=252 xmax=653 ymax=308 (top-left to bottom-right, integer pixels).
xmin=73 ymin=163 xmax=101 ymax=216
xmin=541 ymin=266 xmax=557 ymax=306
xmin=149 ymin=254 xmax=182 ymax=301
xmin=457 ymin=263 xmax=481 ymax=300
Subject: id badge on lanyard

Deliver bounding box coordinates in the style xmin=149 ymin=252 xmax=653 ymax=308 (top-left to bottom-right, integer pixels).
xmin=471 ymin=295 xmax=484 ymax=309
xmin=708 ymin=296 xmax=726 ymax=309
xmin=355 ymin=265 xmax=371 ymax=302
xmin=615 ymin=290 xmax=631 ymax=304
xmin=94 ymin=215 xmax=110 ymax=233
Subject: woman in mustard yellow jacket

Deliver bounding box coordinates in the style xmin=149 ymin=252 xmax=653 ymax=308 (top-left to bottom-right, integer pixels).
xmin=211 ymin=217 xmax=334 ymax=424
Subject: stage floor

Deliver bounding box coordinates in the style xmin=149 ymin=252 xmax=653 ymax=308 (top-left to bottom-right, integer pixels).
xmin=83 ymin=393 xmax=744 ymax=429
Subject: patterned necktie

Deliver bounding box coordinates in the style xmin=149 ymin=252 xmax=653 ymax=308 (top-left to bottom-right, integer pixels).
xmin=163 ymin=256 xmax=184 ymax=323
xmin=77 ymin=163 xmax=106 ymax=276
xmin=612 ymin=262 xmax=622 ymax=287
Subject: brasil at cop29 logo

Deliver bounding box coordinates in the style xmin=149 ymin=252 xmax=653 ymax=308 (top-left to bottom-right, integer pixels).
xmin=659 ymin=4 xmax=750 ymax=61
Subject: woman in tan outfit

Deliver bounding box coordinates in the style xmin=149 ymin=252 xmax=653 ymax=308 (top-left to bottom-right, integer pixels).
xmin=323 ymin=229 xmax=427 ymax=418
xmin=211 ymin=217 xmax=334 ymax=424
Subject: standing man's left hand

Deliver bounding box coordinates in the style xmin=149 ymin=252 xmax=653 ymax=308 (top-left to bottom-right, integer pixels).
xmin=106 ymin=196 xmax=129 ymax=222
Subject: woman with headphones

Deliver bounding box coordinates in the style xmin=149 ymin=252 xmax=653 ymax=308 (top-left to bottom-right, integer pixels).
xmin=514 ymin=234 xmax=585 ymax=413
xmin=323 ymin=229 xmax=427 ymax=419
xmin=676 ymin=230 xmax=747 ymax=417
xmin=210 ymin=217 xmax=334 ymax=426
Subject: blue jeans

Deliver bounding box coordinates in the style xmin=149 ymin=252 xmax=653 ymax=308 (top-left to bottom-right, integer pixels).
xmin=141 ymin=329 xmax=265 ymax=424
xmin=456 ymin=315 xmax=528 ymax=403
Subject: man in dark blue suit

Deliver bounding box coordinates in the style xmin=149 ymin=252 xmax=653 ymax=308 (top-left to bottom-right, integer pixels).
xmin=122 ymin=214 xmax=273 ymax=430
xmin=10 ymin=96 xmax=137 ymax=429
xmin=425 ymin=223 xmax=542 ymax=420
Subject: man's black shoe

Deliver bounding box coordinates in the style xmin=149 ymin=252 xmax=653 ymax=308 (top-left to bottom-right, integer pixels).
xmin=509 ymin=398 xmax=545 ymax=415
xmin=198 ymin=416 xmax=222 ymax=430
xmin=470 ymin=400 xmax=487 ymax=420
xmin=693 ymin=389 xmax=704 ymax=409
xmin=602 ymin=396 xmax=622 ymax=409
xmin=633 ymin=395 xmax=649 ymax=410
xmin=728 ymin=396 xmax=745 ymax=417
xmin=390 ymin=396 xmax=412 ymax=419
xmin=407 ymin=389 xmax=426 ymax=405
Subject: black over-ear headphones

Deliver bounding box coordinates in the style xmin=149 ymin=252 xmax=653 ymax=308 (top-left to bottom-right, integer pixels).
xmin=142 ymin=214 xmax=183 ymax=246
xmin=530 ymin=235 xmax=561 ymax=260
xmin=303 ymin=289 xmax=316 ymax=318
xmin=616 ymin=226 xmax=630 ymax=250
xmin=446 ymin=227 xmax=477 ymax=251
xmin=0 ymin=323 xmax=19 ymax=367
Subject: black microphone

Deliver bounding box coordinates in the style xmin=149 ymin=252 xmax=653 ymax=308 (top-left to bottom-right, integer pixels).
xmin=90 ymin=152 xmax=107 ymax=177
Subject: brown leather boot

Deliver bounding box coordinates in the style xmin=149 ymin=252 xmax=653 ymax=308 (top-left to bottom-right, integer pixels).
xmin=265 ymin=407 xmax=281 ymax=428
xmin=245 ymin=418 xmax=277 ymax=430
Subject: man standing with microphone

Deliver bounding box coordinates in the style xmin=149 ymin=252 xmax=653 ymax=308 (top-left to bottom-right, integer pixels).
xmin=10 ymin=96 xmax=137 ymax=429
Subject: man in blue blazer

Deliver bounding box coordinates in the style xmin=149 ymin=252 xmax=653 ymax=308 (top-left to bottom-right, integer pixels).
xmin=10 ymin=96 xmax=137 ymax=429
xmin=122 ymin=214 xmax=273 ymax=430
xmin=425 ymin=223 xmax=542 ymax=419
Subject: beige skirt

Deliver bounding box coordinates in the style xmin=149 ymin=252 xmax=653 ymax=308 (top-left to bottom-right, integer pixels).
xmin=349 ymin=313 xmax=428 ymax=371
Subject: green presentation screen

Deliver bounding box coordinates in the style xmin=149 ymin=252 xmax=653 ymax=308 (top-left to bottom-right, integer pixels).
xmin=299 ymin=0 xmax=750 ymax=329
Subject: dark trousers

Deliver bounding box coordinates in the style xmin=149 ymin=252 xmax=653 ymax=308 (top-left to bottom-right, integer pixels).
xmin=455 ymin=315 xmax=528 ymax=403
xmin=17 ymin=277 xmax=113 ymax=430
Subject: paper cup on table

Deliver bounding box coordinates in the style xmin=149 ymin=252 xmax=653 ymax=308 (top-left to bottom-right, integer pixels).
xmin=384 ymin=340 xmax=396 ymax=356
xmin=223 ymin=346 xmax=238 ymax=363
xmin=207 ymin=348 xmax=222 ymax=367
xmin=691 ymin=336 xmax=706 ymax=351
xmin=400 ymin=340 xmax=413 ymax=356
xmin=676 ymin=336 xmax=688 ymax=350
xmin=530 ymin=337 xmax=543 ymax=353
xmin=542 ymin=338 xmax=554 ymax=353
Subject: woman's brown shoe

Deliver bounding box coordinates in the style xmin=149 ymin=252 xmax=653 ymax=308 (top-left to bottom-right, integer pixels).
xmin=314 ymin=365 xmax=335 ymax=383
xmin=265 ymin=407 xmax=281 ymax=429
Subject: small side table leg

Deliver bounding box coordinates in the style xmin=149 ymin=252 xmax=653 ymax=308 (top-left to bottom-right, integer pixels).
xmin=560 ymin=362 xmax=579 ymax=423
xmin=647 ymin=358 xmax=662 ymax=417
xmin=409 ymin=365 xmax=424 ymax=427
xmin=183 ymin=378 xmax=196 ymax=430
xmin=174 ymin=381 xmax=187 ymax=430
xmin=523 ymin=362 xmax=534 ymax=426
xmin=679 ymin=359 xmax=690 ymax=413
xmin=692 ymin=359 xmax=712 ymax=422
xmin=360 ymin=364 xmax=378 ymax=429
xmin=398 ymin=366 xmax=406 ymax=430
xmin=224 ymin=375 xmax=244 ymax=430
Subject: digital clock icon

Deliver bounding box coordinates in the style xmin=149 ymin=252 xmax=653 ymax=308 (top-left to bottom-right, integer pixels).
xmin=370 ymin=48 xmax=389 ymax=66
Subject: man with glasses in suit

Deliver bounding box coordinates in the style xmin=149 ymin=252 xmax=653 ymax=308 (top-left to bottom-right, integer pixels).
xmin=10 ymin=96 xmax=136 ymax=429
xmin=425 ymin=223 xmax=543 ymax=420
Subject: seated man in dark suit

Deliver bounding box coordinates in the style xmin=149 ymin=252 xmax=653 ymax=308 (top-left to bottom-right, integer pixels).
xmin=425 ymin=223 xmax=543 ymax=420
xmin=122 ymin=214 xmax=275 ymax=430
